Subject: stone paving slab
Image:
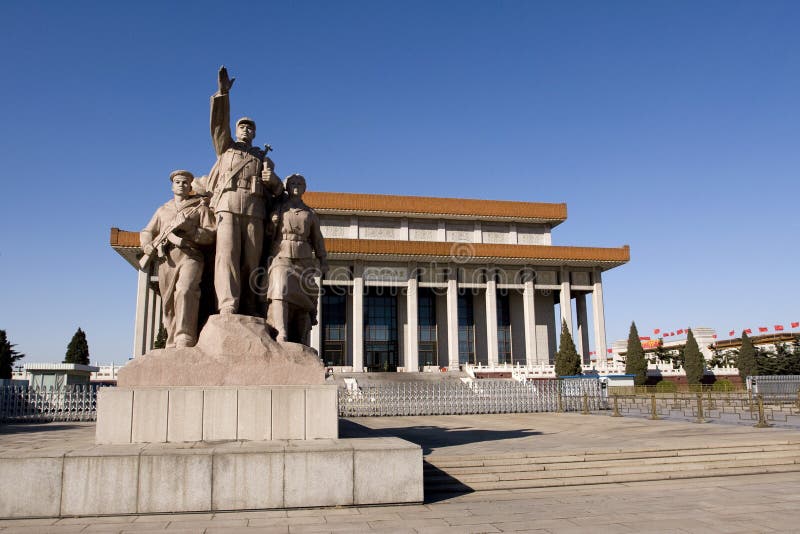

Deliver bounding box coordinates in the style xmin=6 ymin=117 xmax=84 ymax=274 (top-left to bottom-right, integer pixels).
xmin=2 ymin=414 xmax=800 ymax=531
xmin=0 ymin=472 xmax=797 ymax=532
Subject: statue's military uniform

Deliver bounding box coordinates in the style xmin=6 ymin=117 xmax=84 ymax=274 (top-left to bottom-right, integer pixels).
xmin=204 ymin=92 xmax=278 ymax=315
xmin=141 ymin=198 xmax=216 ymax=348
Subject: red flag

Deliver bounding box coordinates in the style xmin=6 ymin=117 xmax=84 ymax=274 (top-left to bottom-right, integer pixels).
xmin=639 ymin=336 xmax=651 ymax=341
xmin=712 ymin=334 xmax=717 ymax=339
xmin=758 ymin=327 xmax=768 ymax=333
xmin=728 ymin=330 xmax=735 ymax=337
xmin=589 ymin=351 xmax=595 ymax=355
xmin=792 ymin=322 xmax=799 ymax=329
xmin=607 ymin=349 xmax=613 ymax=354
xmin=745 ymin=328 xmax=752 ymax=334
xmin=775 ymin=325 xmax=784 ymax=331
xmin=677 ymin=329 xmax=684 ymax=335
xmin=653 ymin=328 xmax=660 ymax=334
xmin=670 ymin=332 xmax=675 ymax=336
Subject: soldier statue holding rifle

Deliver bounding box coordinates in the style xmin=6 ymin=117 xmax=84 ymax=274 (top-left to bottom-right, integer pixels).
xmin=140 ymin=170 xmax=216 ymax=348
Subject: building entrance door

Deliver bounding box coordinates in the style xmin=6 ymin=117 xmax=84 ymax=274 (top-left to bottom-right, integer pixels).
xmin=364 ymin=288 xmax=398 ymax=372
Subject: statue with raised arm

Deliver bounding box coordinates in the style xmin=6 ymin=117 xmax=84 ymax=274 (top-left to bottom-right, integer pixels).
xmin=266 ymin=174 xmax=328 ymax=345
xmin=203 ymin=66 xmax=283 ymax=316
xmin=140 ymin=170 xmax=216 ymax=348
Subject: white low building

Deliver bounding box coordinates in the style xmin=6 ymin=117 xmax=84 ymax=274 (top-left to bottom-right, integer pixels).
xmin=111 ymin=192 xmax=629 ymax=373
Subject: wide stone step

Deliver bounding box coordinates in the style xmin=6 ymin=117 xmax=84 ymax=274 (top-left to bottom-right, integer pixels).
xmin=425 ymin=442 xmax=800 ymax=469
xmin=426 ymin=447 xmax=800 ymax=476
xmin=425 ymin=463 xmax=800 ymax=493
xmin=427 ymin=455 xmax=799 ymax=484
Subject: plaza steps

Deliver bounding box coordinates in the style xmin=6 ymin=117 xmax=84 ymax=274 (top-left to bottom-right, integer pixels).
xmin=424 ymin=441 xmax=800 ymax=495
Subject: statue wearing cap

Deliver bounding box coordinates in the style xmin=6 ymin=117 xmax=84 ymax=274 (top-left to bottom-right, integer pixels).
xmin=201 ymin=66 xmax=284 ymax=316
xmin=140 ymin=170 xmax=216 ymax=348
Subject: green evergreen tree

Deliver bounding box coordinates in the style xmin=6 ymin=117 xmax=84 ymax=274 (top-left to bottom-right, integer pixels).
xmin=683 ymin=328 xmax=705 ymax=384
xmin=64 ymin=327 xmax=90 ymax=365
xmin=625 ymin=322 xmax=647 ymax=385
xmin=736 ymin=331 xmax=757 ymax=380
xmin=153 ymin=325 xmax=167 ymax=350
xmin=0 ymin=330 xmax=25 ymax=380
xmin=554 ymin=319 xmax=581 ymax=376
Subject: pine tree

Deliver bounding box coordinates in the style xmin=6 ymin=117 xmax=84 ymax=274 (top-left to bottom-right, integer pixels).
xmin=554 ymin=319 xmax=581 ymax=377
xmin=736 ymin=331 xmax=757 ymax=380
xmin=153 ymin=325 xmax=167 ymax=349
xmin=683 ymin=328 xmax=705 ymax=385
xmin=0 ymin=330 xmax=25 ymax=379
xmin=64 ymin=327 xmax=90 ymax=365
xmin=625 ymin=322 xmax=647 ymax=385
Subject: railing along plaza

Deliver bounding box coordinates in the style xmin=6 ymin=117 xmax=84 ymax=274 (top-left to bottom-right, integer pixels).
xmin=0 ymin=385 xmax=98 ymax=423
xmin=338 ymin=378 xmax=606 ymax=417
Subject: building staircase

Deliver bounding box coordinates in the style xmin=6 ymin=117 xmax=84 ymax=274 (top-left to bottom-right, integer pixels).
xmin=424 ymin=441 xmax=800 ymax=496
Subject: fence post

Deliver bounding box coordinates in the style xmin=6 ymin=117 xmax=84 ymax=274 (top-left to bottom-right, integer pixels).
xmin=694 ymin=392 xmax=707 ymax=424
xmin=796 ymin=390 xmax=800 ymax=412
xmin=611 ymin=394 xmax=622 ymax=417
xmin=557 ymin=386 xmax=564 ymax=413
xmin=581 ymin=392 xmax=589 ymax=415
xmin=649 ymin=393 xmax=660 ymax=420
xmin=754 ymin=394 xmax=770 ymax=428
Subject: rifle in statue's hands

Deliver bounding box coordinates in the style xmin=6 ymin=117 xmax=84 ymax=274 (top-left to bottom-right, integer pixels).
xmin=139 ymin=199 xmax=205 ymax=270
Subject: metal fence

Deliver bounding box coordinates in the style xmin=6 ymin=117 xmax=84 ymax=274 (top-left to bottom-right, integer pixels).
xmin=750 ymin=375 xmax=800 ymax=402
xmin=338 ymin=378 xmax=606 ymax=417
xmin=0 ymin=385 xmax=98 ymax=423
xmin=609 ymin=390 xmax=800 ymax=427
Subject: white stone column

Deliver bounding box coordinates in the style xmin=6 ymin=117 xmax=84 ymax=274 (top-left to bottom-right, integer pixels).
xmin=485 ymin=273 xmax=499 ymax=367
xmin=310 ymin=277 xmax=322 ymax=353
xmin=559 ymin=268 xmax=573 ymax=334
xmin=145 ymin=283 xmax=158 ymax=351
xmin=352 ymin=263 xmax=364 ymax=372
xmin=406 ymin=274 xmax=419 ymax=372
xmin=446 ymin=267 xmax=460 ymax=369
xmin=133 ymin=268 xmax=150 ymax=357
xmin=592 ymin=270 xmax=608 ymax=368
xmin=523 ymin=279 xmax=538 ymax=365
xmin=576 ymin=293 xmax=590 ymax=364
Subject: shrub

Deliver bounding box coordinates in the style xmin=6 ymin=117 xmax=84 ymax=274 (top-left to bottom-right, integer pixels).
xmin=712 ymin=379 xmax=735 ymax=392
xmin=655 ymin=380 xmax=677 ymax=393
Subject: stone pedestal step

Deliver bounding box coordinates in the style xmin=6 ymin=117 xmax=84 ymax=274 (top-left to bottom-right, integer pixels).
xmin=424 ymin=442 xmax=800 ymax=494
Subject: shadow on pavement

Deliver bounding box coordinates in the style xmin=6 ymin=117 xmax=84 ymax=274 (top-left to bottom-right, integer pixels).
xmin=0 ymin=423 xmax=91 ymax=434
xmin=339 ymin=418 xmax=541 ymax=455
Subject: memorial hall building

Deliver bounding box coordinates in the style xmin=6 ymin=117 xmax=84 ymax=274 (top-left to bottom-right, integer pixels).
xmin=110 ymin=192 xmax=629 ymax=373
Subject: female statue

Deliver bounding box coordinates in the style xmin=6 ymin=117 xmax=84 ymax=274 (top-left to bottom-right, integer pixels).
xmin=266 ymin=174 xmax=328 ymax=344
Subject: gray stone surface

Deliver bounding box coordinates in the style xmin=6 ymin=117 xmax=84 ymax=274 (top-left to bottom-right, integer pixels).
xmin=212 ymin=446 xmax=284 ymax=510
xmin=117 ymin=314 xmax=325 ymax=387
xmin=237 ymin=388 xmax=272 ymax=441
xmin=305 ymin=386 xmax=338 ymax=439
xmin=95 ymin=388 xmax=133 ymax=445
xmin=272 ymin=387 xmax=306 ymax=440
xmin=97 ymin=385 xmax=337 ymax=444
xmin=354 ymin=438 xmax=423 ymax=505
xmin=0 ymin=457 xmax=62 ymax=518
xmin=131 ymin=388 xmax=168 ymax=443
xmin=138 ymin=449 xmax=213 ymax=513
xmin=202 ymin=388 xmax=238 ymax=441
xmin=284 ymin=440 xmax=354 ymax=508
xmin=166 ymin=388 xmax=203 ymax=442
xmin=61 ymin=452 xmax=139 ymax=516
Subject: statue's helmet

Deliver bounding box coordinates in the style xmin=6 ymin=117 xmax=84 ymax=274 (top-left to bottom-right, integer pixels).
xmin=236 ymin=117 xmax=256 ymax=131
xmin=169 ymin=170 xmax=195 ymax=182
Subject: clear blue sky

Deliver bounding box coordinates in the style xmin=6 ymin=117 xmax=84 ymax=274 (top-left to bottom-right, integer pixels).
xmin=1 ymin=1 xmax=798 ymax=364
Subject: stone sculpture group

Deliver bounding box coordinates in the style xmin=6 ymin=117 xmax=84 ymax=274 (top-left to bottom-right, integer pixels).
xmin=140 ymin=67 xmax=327 ymax=350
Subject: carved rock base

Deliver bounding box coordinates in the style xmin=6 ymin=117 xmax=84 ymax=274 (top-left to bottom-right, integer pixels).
xmin=117 ymin=314 xmax=324 ymax=387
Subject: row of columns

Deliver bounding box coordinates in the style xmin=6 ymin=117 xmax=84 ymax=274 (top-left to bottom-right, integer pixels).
xmin=310 ymin=265 xmax=608 ymax=372
xmin=133 ymin=264 xmax=607 ymax=368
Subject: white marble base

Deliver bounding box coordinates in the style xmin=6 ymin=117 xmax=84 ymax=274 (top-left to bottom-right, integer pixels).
xmin=96 ymin=385 xmax=338 ymax=444
xmin=0 ymin=438 xmax=423 ymax=518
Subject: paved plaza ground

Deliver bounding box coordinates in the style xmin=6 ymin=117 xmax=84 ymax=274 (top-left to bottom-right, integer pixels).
xmin=1 ymin=413 xmax=799 ymax=533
